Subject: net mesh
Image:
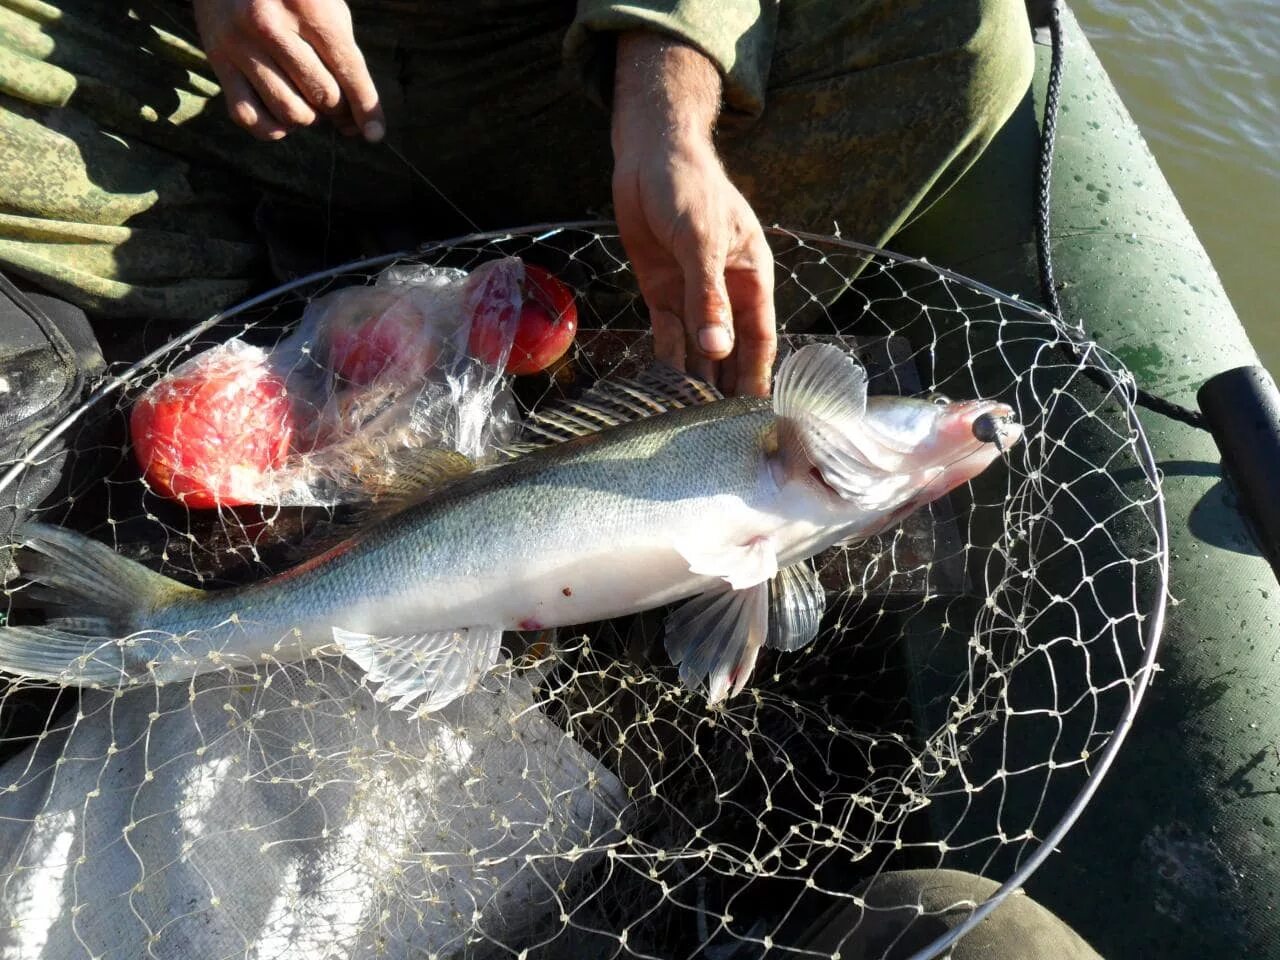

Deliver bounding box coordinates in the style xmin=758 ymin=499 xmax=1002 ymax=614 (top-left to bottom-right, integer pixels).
xmin=0 ymin=225 xmax=1165 ymax=959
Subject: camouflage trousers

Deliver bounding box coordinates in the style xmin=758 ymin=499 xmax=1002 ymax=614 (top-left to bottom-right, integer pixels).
xmin=0 ymin=0 xmax=1032 ymax=321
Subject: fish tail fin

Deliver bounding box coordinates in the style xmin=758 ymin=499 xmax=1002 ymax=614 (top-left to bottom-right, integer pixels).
xmin=1 ymin=524 xmax=198 ymax=685
xmin=0 ymin=625 xmax=138 ymax=685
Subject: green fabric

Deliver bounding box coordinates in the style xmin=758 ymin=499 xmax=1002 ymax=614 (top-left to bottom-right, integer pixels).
xmin=0 ymin=0 xmax=1032 ymax=322
xmin=565 ymin=0 xmax=779 ymax=119
xmin=723 ymin=0 xmax=1034 ymax=246
xmin=0 ymin=0 xmax=403 ymax=318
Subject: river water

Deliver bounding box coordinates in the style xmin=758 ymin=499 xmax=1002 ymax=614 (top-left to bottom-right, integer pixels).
xmin=1073 ymin=0 xmax=1279 ymax=373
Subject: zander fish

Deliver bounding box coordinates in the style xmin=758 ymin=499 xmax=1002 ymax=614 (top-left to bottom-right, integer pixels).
xmin=0 ymin=345 xmax=1021 ymax=709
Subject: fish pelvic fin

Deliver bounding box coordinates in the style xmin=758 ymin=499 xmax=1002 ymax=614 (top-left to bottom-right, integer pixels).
xmin=332 ymin=625 xmax=503 ymax=712
xmin=666 ymin=561 xmax=827 ymax=704
xmin=765 ymin=561 xmax=826 ymax=652
xmin=772 ymin=344 xmax=901 ymax=510
xmin=665 ymin=581 xmax=769 ymax=705
xmin=1 ymin=524 xmax=200 ymax=685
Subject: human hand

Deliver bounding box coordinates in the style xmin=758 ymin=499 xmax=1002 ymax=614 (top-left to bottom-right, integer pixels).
xmin=193 ymin=0 xmax=384 ymax=143
xmin=611 ymin=32 xmax=776 ymax=397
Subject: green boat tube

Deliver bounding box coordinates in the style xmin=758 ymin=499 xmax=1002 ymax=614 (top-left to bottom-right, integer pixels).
xmin=896 ymin=5 xmax=1280 ymax=957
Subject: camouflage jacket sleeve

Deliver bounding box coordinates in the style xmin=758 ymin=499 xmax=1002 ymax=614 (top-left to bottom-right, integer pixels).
xmin=564 ymin=0 xmax=777 ymax=122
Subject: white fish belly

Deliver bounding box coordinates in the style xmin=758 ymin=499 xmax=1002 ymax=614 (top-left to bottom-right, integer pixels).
xmin=315 ymin=494 xmax=785 ymax=638
xmin=340 ymin=495 xmax=856 ymax=638
xmin=481 ymin=545 xmax=720 ymax=631
xmin=327 ymin=538 xmax=731 ymax=638
xmin=148 ymin=478 xmax=870 ymax=667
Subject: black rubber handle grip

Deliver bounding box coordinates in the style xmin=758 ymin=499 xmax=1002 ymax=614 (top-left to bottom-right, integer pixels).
xmin=1198 ymin=365 xmax=1280 ymax=583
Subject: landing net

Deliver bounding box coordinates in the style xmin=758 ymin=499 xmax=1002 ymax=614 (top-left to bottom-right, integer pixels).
xmin=0 ymin=225 xmax=1167 ymax=959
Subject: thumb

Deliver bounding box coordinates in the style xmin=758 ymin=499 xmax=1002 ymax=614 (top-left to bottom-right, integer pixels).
xmin=680 ymin=243 xmax=734 ymax=362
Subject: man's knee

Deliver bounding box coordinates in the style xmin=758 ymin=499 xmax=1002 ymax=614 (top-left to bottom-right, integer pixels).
xmin=965 ymin=0 xmax=1036 ymax=146
xmin=722 ymin=0 xmax=1037 ymax=242
xmin=794 ymin=868 xmax=1104 ymax=960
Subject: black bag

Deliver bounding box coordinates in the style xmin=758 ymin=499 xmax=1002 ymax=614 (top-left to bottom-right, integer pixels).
xmin=0 ymin=275 xmax=105 ymax=753
xmin=0 ymin=274 xmax=105 ymax=576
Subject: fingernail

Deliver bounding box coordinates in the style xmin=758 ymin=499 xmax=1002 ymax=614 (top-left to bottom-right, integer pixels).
xmin=363 ymin=120 xmax=385 ymax=143
xmin=698 ymin=325 xmax=732 ymax=356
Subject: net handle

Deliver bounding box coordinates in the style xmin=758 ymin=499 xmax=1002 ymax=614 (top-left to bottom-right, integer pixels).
xmin=1198 ymin=365 xmax=1280 ymax=584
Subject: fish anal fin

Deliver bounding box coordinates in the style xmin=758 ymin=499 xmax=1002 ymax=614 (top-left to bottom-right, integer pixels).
xmin=675 ymin=535 xmax=778 ymax=591
xmin=665 ymin=581 xmax=769 ymax=705
xmin=766 ymin=561 xmax=826 ymax=652
xmin=332 ymin=624 xmax=502 ymax=712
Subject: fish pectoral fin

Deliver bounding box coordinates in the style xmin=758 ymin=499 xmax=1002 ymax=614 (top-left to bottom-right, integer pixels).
xmin=766 ymin=561 xmax=826 ymax=652
xmin=772 ymin=344 xmax=903 ymax=509
xmin=332 ymin=625 xmax=503 ymax=712
xmin=665 ymin=581 xmax=769 ymax=705
xmin=773 ymin=342 xmax=868 ymax=429
xmin=675 ymin=535 xmax=778 ymax=591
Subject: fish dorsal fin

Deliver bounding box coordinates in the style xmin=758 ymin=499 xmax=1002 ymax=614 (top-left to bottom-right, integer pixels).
xmin=362 ymin=447 xmax=475 ymax=505
xmin=501 ymin=363 xmax=723 ymax=454
xmin=773 ymin=345 xmax=902 ymax=508
xmin=307 ymin=447 xmax=476 ymax=536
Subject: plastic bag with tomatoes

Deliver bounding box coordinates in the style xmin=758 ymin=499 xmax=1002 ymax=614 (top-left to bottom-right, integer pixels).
xmin=130 ymin=257 xmax=578 ymax=510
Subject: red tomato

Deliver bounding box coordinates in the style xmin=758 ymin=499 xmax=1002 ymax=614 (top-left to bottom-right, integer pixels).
xmin=467 ymin=261 xmax=578 ymax=375
xmin=326 ymin=295 xmax=435 ymax=386
xmin=130 ymin=344 xmax=294 ymax=509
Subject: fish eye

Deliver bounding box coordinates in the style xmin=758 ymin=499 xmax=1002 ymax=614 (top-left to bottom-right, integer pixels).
xmin=926 ymin=392 xmax=950 ymax=406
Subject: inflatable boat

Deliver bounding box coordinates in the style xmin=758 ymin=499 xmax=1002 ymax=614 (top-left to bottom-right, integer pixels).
xmin=898 ymin=6 xmax=1280 ymax=957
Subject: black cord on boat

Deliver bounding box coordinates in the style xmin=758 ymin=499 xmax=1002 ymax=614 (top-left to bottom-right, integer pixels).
xmin=1035 ymin=2 xmax=1209 ymax=432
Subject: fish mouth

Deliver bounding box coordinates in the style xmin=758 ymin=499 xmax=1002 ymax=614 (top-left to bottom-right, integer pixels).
xmin=956 ymin=400 xmax=1023 ymax=452
xmin=897 ymin=401 xmax=1022 ymax=512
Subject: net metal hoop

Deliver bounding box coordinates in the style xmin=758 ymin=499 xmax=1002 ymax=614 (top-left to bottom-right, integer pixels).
xmin=0 ymin=221 xmax=1170 ymax=960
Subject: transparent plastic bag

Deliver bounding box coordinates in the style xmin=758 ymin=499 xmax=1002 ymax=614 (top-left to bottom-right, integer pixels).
xmin=130 ymin=257 xmax=542 ymax=509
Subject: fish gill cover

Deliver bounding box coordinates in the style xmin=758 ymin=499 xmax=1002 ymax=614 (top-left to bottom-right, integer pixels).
xmin=0 ymin=225 xmax=1165 ymax=960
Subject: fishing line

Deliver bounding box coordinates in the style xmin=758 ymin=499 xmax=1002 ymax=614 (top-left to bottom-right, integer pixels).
xmin=1035 ymin=1 xmax=1209 ymax=431
xmin=383 ymin=140 xmax=482 ymax=233
xmin=324 ymin=126 xmax=338 ymax=266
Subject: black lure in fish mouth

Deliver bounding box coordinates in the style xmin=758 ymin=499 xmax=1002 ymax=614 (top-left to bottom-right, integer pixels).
xmin=972 ymin=412 xmax=1003 ymax=444
xmin=970 ymin=408 xmax=1020 ymax=452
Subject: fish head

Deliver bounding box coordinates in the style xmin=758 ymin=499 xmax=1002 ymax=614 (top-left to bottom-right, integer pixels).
xmin=856 ymin=393 xmax=1023 ymax=509
xmin=778 ymin=393 xmax=1022 ymax=526
xmin=771 ymin=344 xmax=1022 ymax=531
